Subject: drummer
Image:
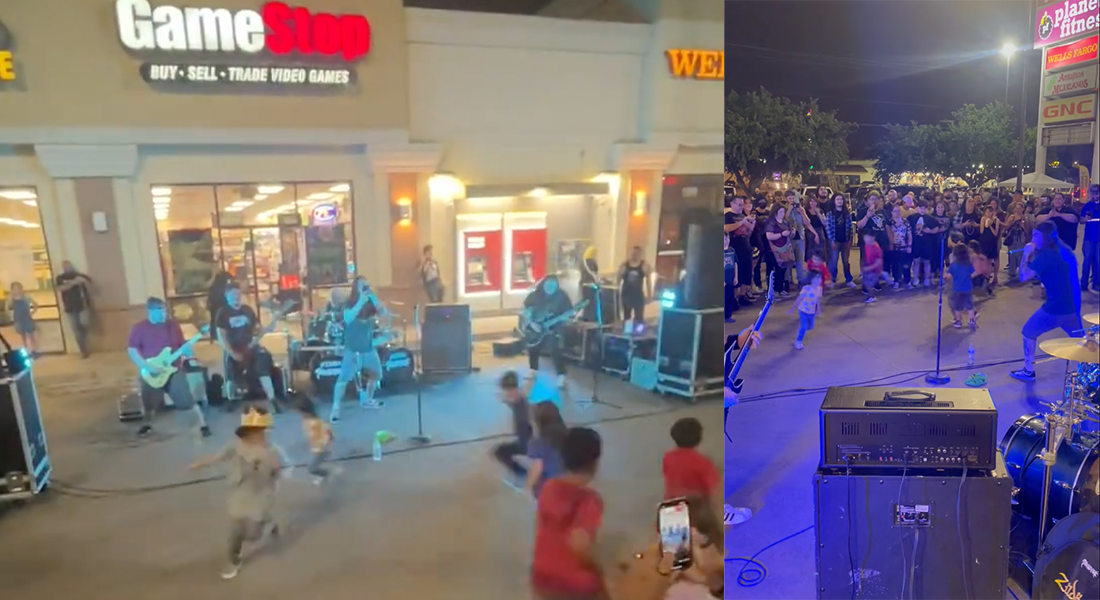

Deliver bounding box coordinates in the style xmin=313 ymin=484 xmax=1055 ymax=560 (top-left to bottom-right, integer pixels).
xmin=330 ymin=276 xmax=386 ymax=422
xmin=1011 ymin=221 xmax=1083 ymax=382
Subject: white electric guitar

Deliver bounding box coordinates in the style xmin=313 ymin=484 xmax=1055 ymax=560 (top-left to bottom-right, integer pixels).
xmin=140 ymin=325 xmax=211 ymax=388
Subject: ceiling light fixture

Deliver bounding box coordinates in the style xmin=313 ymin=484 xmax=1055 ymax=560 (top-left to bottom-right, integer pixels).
xmin=254 ymin=194 xmax=268 ymax=201
xmin=0 ymin=190 xmax=38 ymax=201
xmin=329 ymin=183 xmax=351 ymax=193
xmin=257 ymin=185 xmax=285 ymax=194
xmin=151 ymin=187 xmax=172 ymax=196
xmin=23 ymin=200 xmax=37 ymax=207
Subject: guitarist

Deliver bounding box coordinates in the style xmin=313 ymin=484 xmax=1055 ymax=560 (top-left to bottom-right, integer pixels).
xmin=215 ymin=284 xmax=279 ymax=413
xmin=522 ymin=275 xmax=574 ymax=389
xmin=330 ymin=276 xmax=386 ymax=422
xmin=127 ymin=297 xmax=210 ymax=438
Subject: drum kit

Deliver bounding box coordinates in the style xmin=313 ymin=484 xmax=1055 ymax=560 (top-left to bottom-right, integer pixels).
xmin=288 ymin=302 xmax=416 ymax=397
xmin=999 ymin=312 xmax=1100 ymax=598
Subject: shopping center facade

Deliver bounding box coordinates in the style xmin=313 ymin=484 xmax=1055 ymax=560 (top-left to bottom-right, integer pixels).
xmin=0 ymin=0 xmax=722 ymax=353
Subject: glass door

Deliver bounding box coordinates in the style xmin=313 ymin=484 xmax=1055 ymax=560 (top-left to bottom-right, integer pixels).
xmin=250 ymin=227 xmax=285 ymax=327
xmin=217 ymin=227 xmax=261 ymax=325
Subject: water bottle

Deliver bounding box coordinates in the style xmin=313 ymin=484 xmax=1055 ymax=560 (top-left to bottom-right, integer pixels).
xmin=967 ymin=344 xmax=975 ymax=367
xmin=372 ymin=436 xmax=383 ymax=462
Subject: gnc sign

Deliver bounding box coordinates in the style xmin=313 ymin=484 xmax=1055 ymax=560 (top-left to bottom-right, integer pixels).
xmin=1040 ymin=94 xmax=1097 ymax=124
xmin=115 ymin=0 xmax=371 ymax=61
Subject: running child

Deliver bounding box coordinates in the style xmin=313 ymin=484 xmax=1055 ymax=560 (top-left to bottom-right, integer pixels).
xmin=947 ymin=244 xmax=978 ymax=330
xmin=491 ymin=371 xmax=534 ymax=491
xmin=187 ymin=407 xmax=283 ymax=580
xmin=662 ymin=417 xmax=722 ymax=522
xmin=525 ymin=401 xmax=566 ymax=499
xmin=788 ymin=273 xmax=823 ymax=350
xmin=6 ymin=282 xmax=39 ymax=356
xmin=861 ymin=233 xmax=884 ymax=304
xmin=296 ymin=399 xmax=339 ymax=485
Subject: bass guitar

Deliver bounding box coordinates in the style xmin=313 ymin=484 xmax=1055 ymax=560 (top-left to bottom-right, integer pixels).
xmin=521 ymin=300 xmax=590 ymax=347
xmin=140 ymin=325 xmax=211 ymax=388
xmin=723 ymin=274 xmax=774 ymax=439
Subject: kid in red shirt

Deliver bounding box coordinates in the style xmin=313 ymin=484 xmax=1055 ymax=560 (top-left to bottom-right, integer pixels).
xmin=806 ymin=248 xmax=832 ymax=287
xmin=861 ymin=233 xmax=884 ymax=304
xmin=662 ymin=418 xmax=720 ymax=510
xmin=531 ymin=427 xmax=608 ymax=600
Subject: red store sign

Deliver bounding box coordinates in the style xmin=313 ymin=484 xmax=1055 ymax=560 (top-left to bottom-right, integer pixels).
xmin=115 ymin=0 xmax=371 ymax=61
xmin=1045 ymin=35 xmax=1099 ymax=71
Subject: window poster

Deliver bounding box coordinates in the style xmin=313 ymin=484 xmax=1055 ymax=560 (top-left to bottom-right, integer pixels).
xmin=166 ymin=229 xmax=216 ymax=295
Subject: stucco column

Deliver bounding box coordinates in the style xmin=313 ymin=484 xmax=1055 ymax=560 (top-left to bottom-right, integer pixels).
xmin=366 ymin=143 xmax=442 ymax=316
xmin=34 ymin=144 xmax=139 ymax=353
xmin=612 ymin=143 xmax=676 ymax=268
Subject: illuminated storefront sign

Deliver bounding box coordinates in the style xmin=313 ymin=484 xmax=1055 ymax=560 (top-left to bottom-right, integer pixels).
xmin=1040 ymin=94 xmax=1097 ymax=124
xmin=1044 ymin=64 xmax=1099 ymax=96
xmin=311 ymin=203 xmax=337 ymax=224
xmin=1045 ymin=35 xmax=1099 ymax=71
xmin=0 ymin=19 xmax=15 ymax=82
xmin=665 ymin=49 xmax=724 ymax=80
xmin=115 ymin=0 xmax=371 ymax=88
xmin=1035 ymin=0 xmax=1100 ymax=48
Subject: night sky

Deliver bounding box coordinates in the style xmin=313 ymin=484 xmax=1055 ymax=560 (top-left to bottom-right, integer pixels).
xmin=726 ymin=0 xmax=1045 ymax=158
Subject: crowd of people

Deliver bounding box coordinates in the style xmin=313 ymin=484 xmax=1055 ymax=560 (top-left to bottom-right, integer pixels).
xmin=724 ymin=183 xmax=1100 ymax=348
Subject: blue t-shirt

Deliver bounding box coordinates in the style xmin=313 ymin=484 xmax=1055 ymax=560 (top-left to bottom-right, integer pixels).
xmin=1082 ymin=200 xmax=1099 ymax=243
xmin=527 ymin=436 xmax=564 ymax=498
xmin=1030 ymin=245 xmax=1081 ymax=315
xmin=724 ymin=248 xmax=736 ymax=284
xmin=949 ymin=262 xmax=975 ymax=293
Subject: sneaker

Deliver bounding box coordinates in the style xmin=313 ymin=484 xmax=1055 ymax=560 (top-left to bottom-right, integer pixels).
xmin=724 ymin=505 xmax=753 ymax=525
xmin=846 ymin=281 xmax=857 ymax=289
xmin=952 ymin=320 xmax=962 ymax=329
xmin=556 ymin=374 xmax=566 ymax=388
xmin=907 ymin=282 xmax=915 ymax=289
xmin=794 ymin=341 xmax=804 ymax=350
xmin=923 ymin=279 xmax=932 ymax=287
xmin=893 ymin=282 xmax=900 ymax=290
xmin=739 ymin=297 xmax=755 ymax=307
xmin=329 ymin=411 xmax=340 ymax=423
xmin=779 ymin=291 xmax=790 ymax=298
xmin=221 ymin=562 xmax=242 ymax=580
xmin=1010 ymin=368 xmax=1036 ymax=381
xmin=137 ymin=425 xmax=152 ymax=437
xmin=200 ymin=426 xmax=212 ymax=438
xmin=725 ymin=317 xmax=737 ymax=324
xmin=970 ymin=319 xmax=978 ymax=331
xmin=864 ymin=297 xmax=876 ymax=304
xmin=360 ymin=400 xmax=384 ymax=410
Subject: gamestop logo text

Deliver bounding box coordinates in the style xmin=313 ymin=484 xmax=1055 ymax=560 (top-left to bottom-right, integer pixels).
xmin=115 ymin=0 xmax=371 ymax=61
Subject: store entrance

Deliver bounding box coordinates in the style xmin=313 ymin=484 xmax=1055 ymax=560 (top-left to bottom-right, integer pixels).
xmin=218 ymin=226 xmax=291 ymax=329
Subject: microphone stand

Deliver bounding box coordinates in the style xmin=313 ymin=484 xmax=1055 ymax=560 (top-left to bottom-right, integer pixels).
xmin=409 ymin=303 xmax=431 ymax=444
xmin=577 ymin=284 xmax=621 ymax=410
xmin=925 ymin=239 xmax=950 ymax=385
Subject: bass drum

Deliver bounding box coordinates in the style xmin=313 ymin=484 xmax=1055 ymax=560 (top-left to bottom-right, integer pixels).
xmin=1000 ymin=414 xmax=1100 ymax=525
xmin=380 ymin=346 xmax=415 ymax=388
xmin=308 ymin=352 xmax=344 ymax=397
xmin=1032 ymin=511 xmax=1100 ymax=600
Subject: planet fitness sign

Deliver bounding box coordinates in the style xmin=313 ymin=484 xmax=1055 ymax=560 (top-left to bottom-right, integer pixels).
xmin=115 ymin=0 xmax=371 ymax=88
xmin=1034 ymin=0 xmax=1100 ymax=48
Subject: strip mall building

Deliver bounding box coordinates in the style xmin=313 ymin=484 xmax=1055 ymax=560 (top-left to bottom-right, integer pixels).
xmin=0 ymin=0 xmax=723 ymax=354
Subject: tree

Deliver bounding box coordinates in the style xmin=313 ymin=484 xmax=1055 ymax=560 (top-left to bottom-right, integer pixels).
xmin=726 ymin=89 xmax=855 ymax=194
xmin=873 ymin=102 xmax=1034 ymax=188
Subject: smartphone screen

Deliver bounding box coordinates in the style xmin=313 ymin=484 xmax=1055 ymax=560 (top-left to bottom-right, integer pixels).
xmin=658 ymin=498 xmax=692 ymax=570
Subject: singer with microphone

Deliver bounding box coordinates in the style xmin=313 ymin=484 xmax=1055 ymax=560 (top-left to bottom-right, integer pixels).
xmin=1010 ymin=222 xmax=1082 ymax=382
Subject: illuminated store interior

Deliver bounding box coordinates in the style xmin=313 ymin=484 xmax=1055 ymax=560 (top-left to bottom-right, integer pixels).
xmin=149 ymin=182 xmax=354 ymax=335
xmin=0 ymin=187 xmax=64 ymax=353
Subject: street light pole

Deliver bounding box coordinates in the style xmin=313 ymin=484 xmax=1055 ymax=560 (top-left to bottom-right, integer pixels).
xmin=1014 ymin=9 xmax=1032 ymax=191
xmin=1005 ymin=55 xmax=1011 ymax=105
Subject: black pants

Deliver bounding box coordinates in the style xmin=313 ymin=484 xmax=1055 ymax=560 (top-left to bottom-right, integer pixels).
xmin=492 ymin=439 xmax=527 ymax=477
xmin=424 ymin=279 xmax=444 ymax=303
xmin=621 ymin=292 xmax=644 ymax=322
xmin=724 ymin=283 xmax=738 ymax=319
xmin=528 ymin=334 xmax=566 ymax=375
xmin=887 ymin=250 xmax=912 ymax=284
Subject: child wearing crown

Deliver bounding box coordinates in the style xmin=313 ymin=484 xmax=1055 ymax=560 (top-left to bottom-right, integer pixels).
xmin=187 ymin=407 xmax=283 ymax=580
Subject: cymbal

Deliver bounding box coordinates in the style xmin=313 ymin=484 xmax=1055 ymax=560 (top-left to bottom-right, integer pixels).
xmin=1039 ymin=337 xmax=1100 ymax=363
xmin=1084 ymin=313 xmax=1100 ymax=326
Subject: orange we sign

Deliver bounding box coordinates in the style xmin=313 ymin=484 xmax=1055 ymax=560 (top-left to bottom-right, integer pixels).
xmin=666 ymin=49 xmax=724 ymax=80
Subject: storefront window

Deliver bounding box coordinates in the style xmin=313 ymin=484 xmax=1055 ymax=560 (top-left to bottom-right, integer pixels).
xmin=655 ymin=175 xmax=722 ymax=291
xmin=150 ymin=182 xmax=354 ymax=338
xmin=0 ymin=187 xmax=64 ymax=354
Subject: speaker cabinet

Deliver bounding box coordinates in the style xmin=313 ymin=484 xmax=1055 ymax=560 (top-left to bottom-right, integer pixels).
xmin=682 ymin=222 xmax=723 ymax=310
xmin=0 ymin=368 xmax=51 ymax=499
xmin=421 ymin=304 xmax=473 ymax=374
xmin=655 ymin=307 xmax=724 ymax=400
xmin=813 ymin=454 xmax=1012 ymax=600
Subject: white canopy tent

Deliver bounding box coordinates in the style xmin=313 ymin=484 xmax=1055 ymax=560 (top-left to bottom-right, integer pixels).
xmin=998 ymin=172 xmax=1075 ymax=191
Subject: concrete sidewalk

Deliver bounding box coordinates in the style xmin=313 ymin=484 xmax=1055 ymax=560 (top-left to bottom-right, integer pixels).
xmin=723 ymin=277 xmax=1100 ymax=599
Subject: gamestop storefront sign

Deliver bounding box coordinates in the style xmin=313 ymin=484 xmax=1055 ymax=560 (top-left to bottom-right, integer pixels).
xmin=1035 ymin=0 xmax=1100 ymax=48
xmin=115 ymin=0 xmax=371 ymax=88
